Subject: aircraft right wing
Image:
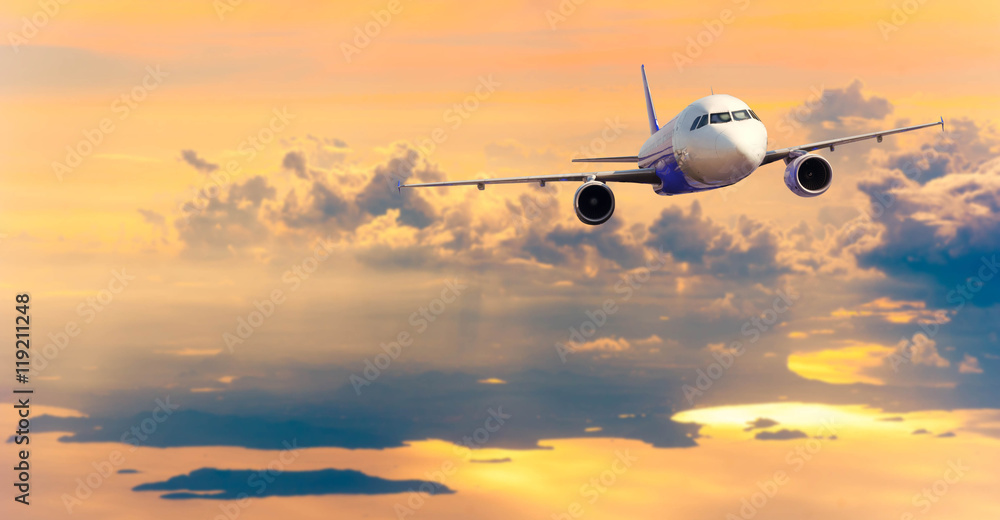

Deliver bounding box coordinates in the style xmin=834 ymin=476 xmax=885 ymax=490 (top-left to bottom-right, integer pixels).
xmin=760 ymin=117 xmax=944 ymax=166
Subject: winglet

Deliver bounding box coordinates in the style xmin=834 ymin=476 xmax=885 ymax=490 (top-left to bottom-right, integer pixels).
xmin=640 ymin=65 xmax=659 ymax=135
xmin=940 ymin=116 xmax=945 ymax=132
xmin=397 ymin=180 xmax=402 ymax=194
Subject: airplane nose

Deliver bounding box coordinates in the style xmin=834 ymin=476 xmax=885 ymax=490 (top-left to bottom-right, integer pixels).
xmin=716 ymin=129 xmax=765 ymax=173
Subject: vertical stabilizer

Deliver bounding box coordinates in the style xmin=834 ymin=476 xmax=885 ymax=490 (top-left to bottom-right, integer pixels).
xmin=641 ymin=65 xmax=659 ymax=135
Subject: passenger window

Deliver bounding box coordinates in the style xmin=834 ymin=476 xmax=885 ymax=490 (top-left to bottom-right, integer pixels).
xmin=690 ymin=115 xmax=703 ymax=131
xmin=750 ymin=110 xmax=761 ymax=122
xmin=732 ymin=110 xmax=751 ymax=121
xmin=710 ymin=112 xmax=732 ymax=124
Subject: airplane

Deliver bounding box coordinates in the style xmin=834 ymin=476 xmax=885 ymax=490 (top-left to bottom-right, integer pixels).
xmin=399 ymin=65 xmax=944 ymax=225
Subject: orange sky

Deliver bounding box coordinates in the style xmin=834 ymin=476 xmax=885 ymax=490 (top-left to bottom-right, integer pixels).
xmin=2 ymin=1 xmax=999 ymax=519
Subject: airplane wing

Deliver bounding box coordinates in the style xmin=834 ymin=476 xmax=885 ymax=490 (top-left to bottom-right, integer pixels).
xmin=571 ymin=156 xmax=639 ymax=163
xmin=398 ymin=167 xmax=659 ymax=191
xmin=760 ymin=117 xmax=944 ymax=166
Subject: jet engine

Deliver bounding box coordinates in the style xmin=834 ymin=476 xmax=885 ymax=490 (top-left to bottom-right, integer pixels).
xmin=784 ymin=153 xmax=833 ymax=197
xmin=574 ymin=181 xmax=615 ymax=225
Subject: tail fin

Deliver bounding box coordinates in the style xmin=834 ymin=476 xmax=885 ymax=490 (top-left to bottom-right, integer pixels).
xmin=641 ymin=65 xmax=658 ymax=135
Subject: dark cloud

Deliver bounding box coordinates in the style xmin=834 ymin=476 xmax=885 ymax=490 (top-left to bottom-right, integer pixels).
xmin=754 ymin=429 xmax=808 ymax=441
xmin=134 ymin=467 xmax=453 ymax=500
xmin=743 ymin=417 xmax=779 ymax=431
xmin=278 ymin=146 xmax=439 ymax=232
xmin=181 ymin=150 xmax=218 ymax=174
xmin=881 ymin=119 xmax=997 ymax=185
xmin=176 ymin=176 xmax=276 ymax=259
xmin=877 ymin=416 xmax=905 ymax=422
xmin=809 ymin=80 xmax=892 ymax=124
xmin=855 ymin=161 xmax=1000 ymax=307
xmin=118 ymin=469 xmax=141 ymax=474
xmin=545 ymin=218 xmax=647 ymax=269
xmin=34 ymin=369 xmax=701 ymax=451
xmin=912 ymin=428 xmax=930 ymax=435
xmin=936 ymin=431 xmax=956 ymax=438
xmin=470 ymin=458 xmax=512 ymax=464
xmin=282 ymin=151 xmax=308 ymax=179
xmin=646 ymin=201 xmax=788 ymax=280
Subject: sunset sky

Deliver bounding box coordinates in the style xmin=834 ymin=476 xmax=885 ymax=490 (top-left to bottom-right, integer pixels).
xmin=2 ymin=1 xmax=1000 ymax=519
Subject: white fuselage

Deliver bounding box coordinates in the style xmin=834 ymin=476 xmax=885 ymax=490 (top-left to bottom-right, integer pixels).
xmin=638 ymin=94 xmax=768 ymax=195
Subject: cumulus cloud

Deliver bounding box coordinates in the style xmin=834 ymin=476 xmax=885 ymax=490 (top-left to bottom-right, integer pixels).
xmin=855 ymin=157 xmax=1000 ymax=307
xmin=959 ymin=354 xmax=983 ymax=374
xmin=808 ymin=80 xmax=893 ymax=124
xmin=282 ymin=150 xmax=309 ymax=179
xmin=645 ymin=202 xmax=788 ymax=281
xmin=896 ymin=333 xmax=950 ymax=368
xmin=176 ymin=176 xmax=276 ymax=259
xmin=181 ymin=149 xmax=218 ymax=173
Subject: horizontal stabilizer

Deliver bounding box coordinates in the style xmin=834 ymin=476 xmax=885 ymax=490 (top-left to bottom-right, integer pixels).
xmin=571 ymin=156 xmax=639 ymax=164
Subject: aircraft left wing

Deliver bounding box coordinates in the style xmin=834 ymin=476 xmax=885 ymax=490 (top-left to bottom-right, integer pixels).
xmin=760 ymin=117 xmax=944 ymax=166
xmin=398 ymin=167 xmax=659 ymax=192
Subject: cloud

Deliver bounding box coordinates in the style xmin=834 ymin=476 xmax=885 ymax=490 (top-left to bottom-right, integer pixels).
xmin=855 ymin=157 xmax=1000 ymax=307
xmin=282 ymin=151 xmax=309 ymax=179
xmin=912 ymin=429 xmax=930 ymax=435
xmin=181 ymin=150 xmax=219 ymax=173
xmin=936 ymin=431 xmax=956 ymax=438
xmin=808 ymin=80 xmax=892 ymax=124
xmin=569 ymin=336 xmax=631 ymax=353
xmin=645 ymin=202 xmax=788 ymax=280
xmin=134 ymin=467 xmax=453 ymax=499
xmin=33 ymin=369 xmax=701 ymax=451
xmin=959 ymin=354 xmax=984 ymax=374
xmin=138 ymin=209 xmax=166 ymax=227
xmin=754 ymin=429 xmax=808 ymax=441
xmin=895 ymin=333 xmax=950 ymax=368
xmin=743 ymin=418 xmax=780 ymax=431
xmin=176 ymin=176 xmax=276 ymax=259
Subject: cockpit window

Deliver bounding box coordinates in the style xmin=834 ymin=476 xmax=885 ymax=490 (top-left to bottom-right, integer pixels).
xmin=697 ymin=115 xmax=708 ymax=129
xmin=732 ymin=110 xmax=751 ymax=121
xmin=749 ymin=110 xmax=761 ymax=122
xmin=690 ymin=115 xmax=703 ymax=131
xmin=710 ymin=112 xmax=732 ymax=124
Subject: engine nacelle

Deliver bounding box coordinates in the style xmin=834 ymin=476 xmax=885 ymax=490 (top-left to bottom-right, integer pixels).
xmin=784 ymin=153 xmax=833 ymax=197
xmin=574 ymin=181 xmax=615 ymax=225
